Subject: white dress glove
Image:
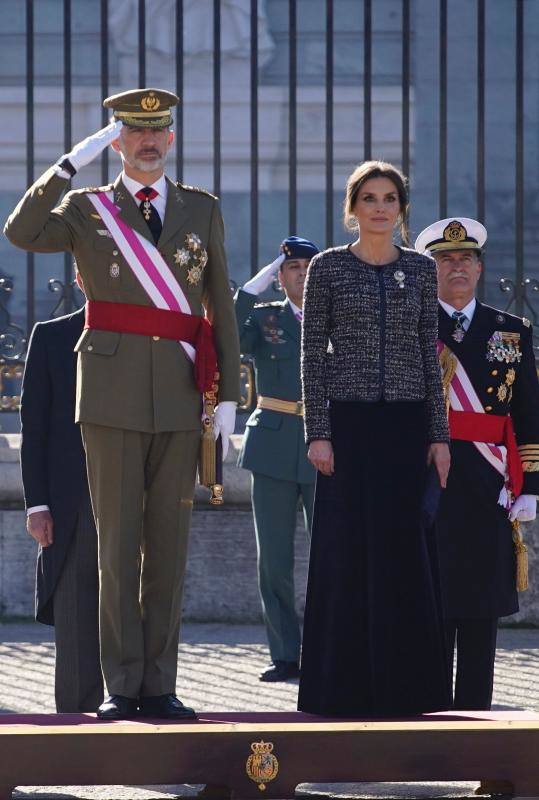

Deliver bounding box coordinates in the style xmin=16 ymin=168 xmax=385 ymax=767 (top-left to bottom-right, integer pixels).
xmin=213 ymin=401 xmax=237 ymax=460
xmin=242 ymin=254 xmax=285 ymax=295
xmin=59 ymin=120 xmax=123 ymax=173
xmin=509 ymin=494 xmax=537 ymax=522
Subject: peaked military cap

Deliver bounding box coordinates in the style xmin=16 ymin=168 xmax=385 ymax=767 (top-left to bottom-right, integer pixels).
xmin=415 ymin=217 xmax=487 ymax=255
xmin=103 ymin=88 xmax=179 ymax=128
xmin=280 ymin=236 xmax=320 ymax=261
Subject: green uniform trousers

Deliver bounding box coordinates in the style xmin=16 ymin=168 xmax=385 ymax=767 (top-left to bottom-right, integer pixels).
xmin=81 ymin=423 xmax=200 ymax=698
xmin=251 ymin=473 xmax=315 ymax=663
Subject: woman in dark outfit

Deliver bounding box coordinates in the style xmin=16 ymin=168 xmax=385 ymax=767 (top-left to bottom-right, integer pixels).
xmin=298 ymin=161 xmax=451 ymax=717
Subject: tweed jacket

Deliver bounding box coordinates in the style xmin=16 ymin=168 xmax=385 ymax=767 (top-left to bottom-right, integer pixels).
xmin=301 ymin=245 xmax=449 ymax=444
xmin=4 ymin=169 xmax=240 ymax=433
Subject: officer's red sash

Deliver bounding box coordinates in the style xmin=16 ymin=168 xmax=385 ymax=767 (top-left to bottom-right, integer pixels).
xmin=448 ymin=409 xmax=523 ymax=498
xmin=85 ymin=300 xmax=216 ymax=394
xmin=437 ymin=340 xmax=522 ymax=503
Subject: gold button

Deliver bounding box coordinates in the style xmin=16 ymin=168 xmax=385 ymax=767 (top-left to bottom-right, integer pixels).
xmin=487 ymin=387 xmax=494 ymax=393
xmin=37 ymin=188 xmax=44 ymax=196
xmin=153 ymin=335 xmax=160 ymax=341
xmin=491 ymin=370 xmax=498 ymax=376
xmin=485 ymin=405 xmax=492 ymax=412
xmin=87 ymin=345 xmax=93 ymax=352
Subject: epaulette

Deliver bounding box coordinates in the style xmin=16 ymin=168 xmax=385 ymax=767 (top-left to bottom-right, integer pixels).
xmin=482 ymin=303 xmax=527 ymax=328
xmin=176 ymin=182 xmax=217 ymax=200
xmin=254 ymin=301 xmax=282 ymax=309
xmin=81 ymin=184 xmax=114 ymax=194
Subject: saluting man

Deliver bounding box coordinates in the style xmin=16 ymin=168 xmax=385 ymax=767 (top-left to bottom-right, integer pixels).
xmin=5 ymin=89 xmax=240 ymax=720
xmin=415 ymin=218 xmax=539 ymax=719
xmin=235 ymin=236 xmax=318 ymax=682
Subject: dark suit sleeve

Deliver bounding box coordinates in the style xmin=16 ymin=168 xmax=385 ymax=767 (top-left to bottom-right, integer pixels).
xmin=20 ymin=323 xmax=52 ymax=508
xmin=234 ymin=289 xmax=261 ymax=355
xmin=511 ymin=323 xmax=539 ymax=494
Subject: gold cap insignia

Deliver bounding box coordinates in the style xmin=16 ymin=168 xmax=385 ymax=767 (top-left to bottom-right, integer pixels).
xmin=141 ymin=92 xmax=160 ymax=111
xmin=444 ymin=220 xmax=467 ymax=243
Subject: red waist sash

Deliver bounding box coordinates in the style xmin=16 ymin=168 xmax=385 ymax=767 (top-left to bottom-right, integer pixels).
xmin=448 ymin=409 xmax=523 ymax=497
xmin=85 ymin=300 xmax=217 ymax=394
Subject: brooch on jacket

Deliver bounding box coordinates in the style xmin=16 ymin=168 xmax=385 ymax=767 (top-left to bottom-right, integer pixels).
xmin=486 ymin=331 xmax=522 ymax=364
xmin=173 ymin=232 xmax=208 ymax=285
xmin=393 ymin=270 xmax=405 ymax=289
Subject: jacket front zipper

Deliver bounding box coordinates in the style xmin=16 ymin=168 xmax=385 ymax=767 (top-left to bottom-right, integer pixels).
xmin=378 ymin=267 xmax=386 ymax=397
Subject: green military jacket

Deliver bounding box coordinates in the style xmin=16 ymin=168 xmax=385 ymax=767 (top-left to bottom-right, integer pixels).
xmin=4 ymin=169 xmax=240 ymax=433
xmin=235 ymin=289 xmax=315 ymax=484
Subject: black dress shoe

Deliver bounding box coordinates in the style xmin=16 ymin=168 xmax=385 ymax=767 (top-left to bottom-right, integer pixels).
xmin=139 ymin=693 xmax=196 ymax=719
xmin=259 ymin=661 xmax=300 ymax=682
xmin=97 ymin=695 xmax=138 ymax=720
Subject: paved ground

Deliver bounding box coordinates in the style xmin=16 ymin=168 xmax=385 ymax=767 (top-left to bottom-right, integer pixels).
xmin=0 ymin=622 xmax=537 ymax=799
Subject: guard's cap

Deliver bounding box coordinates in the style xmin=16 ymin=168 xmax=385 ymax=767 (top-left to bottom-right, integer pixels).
xmin=415 ymin=217 xmax=487 ymax=255
xmin=279 ymin=236 xmax=320 ymax=261
xmin=103 ymin=88 xmax=179 ymax=128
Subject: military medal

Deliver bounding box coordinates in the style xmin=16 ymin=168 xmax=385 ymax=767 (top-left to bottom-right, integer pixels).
xmin=486 ymin=331 xmax=522 ymax=364
xmin=174 ymin=248 xmax=190 ymax=266
xmin=142 ymin=199 xmax=152 ymax=221
xmin=394 ymin=269 xmax=405 ymax=289
xmin=173 ymin=233 xmax=208 ymax=286
xmin=109 ymin=262 xmax=120 ymax=278
xmin=187 ymin=265 xmax=203 ymax=285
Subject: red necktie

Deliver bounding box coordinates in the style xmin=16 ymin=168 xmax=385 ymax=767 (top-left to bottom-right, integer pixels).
xmin=135 ymin=186 xmax=162 ymax=243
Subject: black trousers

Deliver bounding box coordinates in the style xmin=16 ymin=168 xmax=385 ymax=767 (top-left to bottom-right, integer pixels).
xmin=52 ymin=489 xmax=103 ymax=712
xmin=444 ymin=617 xmax=498 ymax=710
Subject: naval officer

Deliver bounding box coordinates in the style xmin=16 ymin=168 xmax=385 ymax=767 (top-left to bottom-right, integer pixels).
xmin=415 ymin=218 xmax=539 ymax=714
xmin=5 ymin=88 xmax=240 ymax=720
xmin=236 ymin=236 xmax=318 ymax=682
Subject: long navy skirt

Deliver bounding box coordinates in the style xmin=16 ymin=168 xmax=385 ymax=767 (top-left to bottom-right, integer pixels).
xmin=297 ymin=400 xmax=451 ymax=717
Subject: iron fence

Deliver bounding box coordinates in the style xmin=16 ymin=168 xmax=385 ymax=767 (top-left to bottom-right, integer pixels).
xmin=1 ymin=0 xmax=538 ymax=387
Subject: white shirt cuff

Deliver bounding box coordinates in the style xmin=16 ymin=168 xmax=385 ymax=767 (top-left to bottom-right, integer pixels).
xmin=52 ymin=164 xmax=72 ymax=180
xmin=27 ymin=505 xmax=50 ymax=516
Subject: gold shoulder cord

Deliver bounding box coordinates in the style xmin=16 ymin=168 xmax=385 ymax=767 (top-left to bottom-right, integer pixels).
xmin=439 ymin=345 xmax=457 ymax=415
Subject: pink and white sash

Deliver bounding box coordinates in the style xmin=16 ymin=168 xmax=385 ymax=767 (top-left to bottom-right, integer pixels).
xmin=87 ymin=191 xmax=195 ymax=364
xmin=437 ymin=340 xmax=509 ymax=505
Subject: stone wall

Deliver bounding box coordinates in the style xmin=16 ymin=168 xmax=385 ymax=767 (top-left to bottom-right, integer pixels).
xmin=0 ymin=432 xmax=537 ymax=625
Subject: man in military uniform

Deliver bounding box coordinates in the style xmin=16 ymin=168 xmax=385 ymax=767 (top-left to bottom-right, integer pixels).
xmin=5 ymin=89 xmax=240 ymax=720
xmin=235 ymin=236 xmax=318 ymax=682
xmin=415 ymin=218 xmax=539 ymax=716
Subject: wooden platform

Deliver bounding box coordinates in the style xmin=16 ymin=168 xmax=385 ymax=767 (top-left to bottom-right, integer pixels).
xmin=0 ymin=710 xmax=538 ymax=799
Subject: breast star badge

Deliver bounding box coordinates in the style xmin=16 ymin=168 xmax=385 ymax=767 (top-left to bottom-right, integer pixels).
xmin=187 ymin=265 xmax=203 ymax=285
xmin=174 ymin=248 xmax=191 ymax=266
xmin=186 ymin=232 xmax=202 ymax=250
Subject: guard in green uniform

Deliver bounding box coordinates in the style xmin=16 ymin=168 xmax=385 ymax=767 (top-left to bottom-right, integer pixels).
xmin=4 ymin=89 xmax=240 ymax=720
xmin=235 ymin=236 xmax=318 ymax=682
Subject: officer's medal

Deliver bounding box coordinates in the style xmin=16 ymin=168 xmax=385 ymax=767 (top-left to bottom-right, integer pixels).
xmin=142 ymin=199 xmax=152 ymax=221
xmin=452 ymin=320 xmax=465 ymax=343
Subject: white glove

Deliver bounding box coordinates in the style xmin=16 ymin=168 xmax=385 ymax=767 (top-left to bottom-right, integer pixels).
xmin=213 ymin=401 xmax=237 ymax=460
xmin=509 ymin=494 xmax=537 ymax=522
xmin=242 ymin=254 xmax=285 ymax=295
xmin=59 ymin=120 xmax=123 ymax=173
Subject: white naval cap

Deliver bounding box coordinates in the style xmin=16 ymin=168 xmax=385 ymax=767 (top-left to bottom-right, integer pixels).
xmin=415 ymin=217 xmax=487 ymax=255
